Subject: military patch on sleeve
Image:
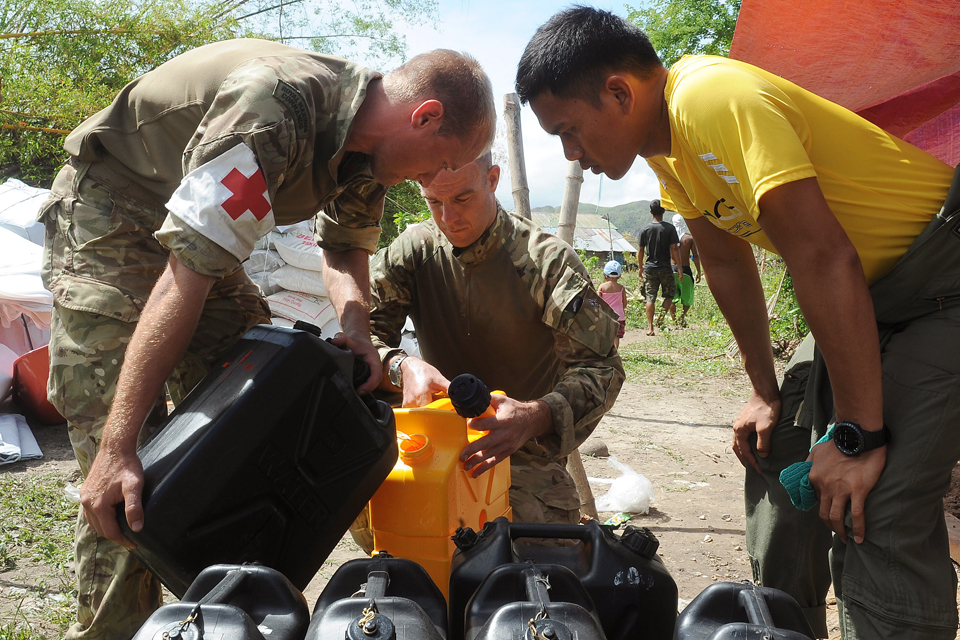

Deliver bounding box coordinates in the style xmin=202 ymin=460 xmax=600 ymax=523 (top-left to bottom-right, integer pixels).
xmin=273 ymin=79 xmax=310 ymax=139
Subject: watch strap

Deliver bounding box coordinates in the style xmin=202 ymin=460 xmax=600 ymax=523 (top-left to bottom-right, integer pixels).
xmin=861 ymin=424 xmax=891 ymax=451
xmin=388 ymin=354 xmax=408 ymax=389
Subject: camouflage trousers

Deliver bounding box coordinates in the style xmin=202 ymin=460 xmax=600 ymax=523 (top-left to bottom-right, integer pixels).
xmin=349 ymin=453 xmax=580 ymax=553
xmin=41 ymin=161 xmax=269 ymax=640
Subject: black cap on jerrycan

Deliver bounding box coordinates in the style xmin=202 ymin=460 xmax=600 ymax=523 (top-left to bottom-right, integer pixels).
xmin=448 ymin=374 xmax=491 ymax=418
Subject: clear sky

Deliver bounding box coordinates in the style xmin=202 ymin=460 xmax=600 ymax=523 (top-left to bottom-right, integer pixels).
xmin=368 ymin=1 xmax=661 ymax=210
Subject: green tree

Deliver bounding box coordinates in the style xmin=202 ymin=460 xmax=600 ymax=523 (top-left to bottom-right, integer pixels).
xmin=379 ymin=180 xmax=430 ymax=249
xmin=0 ymin=0 xmax=437 ymax=186
xmin=626 ymin=0 xmax=741 ymax=67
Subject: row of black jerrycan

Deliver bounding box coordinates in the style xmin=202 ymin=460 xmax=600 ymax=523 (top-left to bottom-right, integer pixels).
xmin=449 ymin=517 xmax=678 ymax=640
xmin=466 ymin=563 xmax=607 ymax=640
xmin=674 ymin=581 xmax=815 ymax=640
xmin=308 ymin=553 xmax=447 ymax=639
xmin=133 ymin=564 xmax=309 ymax=640
xmin=118 ymin=322 xmax=399 ymax=597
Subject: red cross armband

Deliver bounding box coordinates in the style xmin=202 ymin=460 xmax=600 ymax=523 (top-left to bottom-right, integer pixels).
xmin=166 ymin=142 xmax=277 ymax=262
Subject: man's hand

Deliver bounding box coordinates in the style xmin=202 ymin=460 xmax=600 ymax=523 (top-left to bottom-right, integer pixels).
xmin=330 ymin=331 xmax=382 ymax=394
xmin=80 ymin=448 xmax=145 ymax=549
xmin=460 ymin=395 xmax=552 ymax=478
xmin=678 ymin=271 xmax=685 ymax=282
xmin=732 ymin=392 xmax=781 ymax=474
xmin=808 ymin=442 xmax=886 ymax=544
xmin=398 ymin=357 xmax=450 ymax=407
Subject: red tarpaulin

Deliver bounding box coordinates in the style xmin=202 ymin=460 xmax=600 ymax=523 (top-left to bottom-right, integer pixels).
xmin=730 ymin=0 xmax=960 ymax=167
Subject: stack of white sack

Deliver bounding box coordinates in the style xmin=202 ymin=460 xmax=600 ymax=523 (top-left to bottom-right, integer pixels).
xmin=244 ymin=221 xmax=422 ymax=359
xmin=245 ymin=221 xmax=340 ymax=338
xmin=0 ymin=180 xmax=52 ymax=356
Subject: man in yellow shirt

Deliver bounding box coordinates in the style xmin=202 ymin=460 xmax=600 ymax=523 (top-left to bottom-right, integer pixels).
xmin=517 ymin=7 xmax=958 ymax=640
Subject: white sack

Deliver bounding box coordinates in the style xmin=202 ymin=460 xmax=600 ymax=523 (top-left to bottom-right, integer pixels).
xmin=266 ymin=291 xmax=336 ymax=327
xmin=268 ymin=264 xmax=327 ymax=297
xmin=244 ymin=249 xmax=285 ymax=275
xmin=274 ymin=230 xmax=324 ymax=272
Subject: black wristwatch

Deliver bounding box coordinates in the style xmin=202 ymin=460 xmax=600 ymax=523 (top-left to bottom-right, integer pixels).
xmin=388 ymin=354 xmax=409 ymax=389
xmin=833 ymin=421 xmax=890 ymax=456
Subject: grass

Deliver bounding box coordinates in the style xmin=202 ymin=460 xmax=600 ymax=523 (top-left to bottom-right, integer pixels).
xmin=0 ymin=473 xmax=77 ymax=639
xmin=582 ymin=251 xmax=806 ymax=383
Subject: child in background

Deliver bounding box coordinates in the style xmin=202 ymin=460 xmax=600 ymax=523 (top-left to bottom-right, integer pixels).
xmin=598 ymin=260 xmax=627 ymax=347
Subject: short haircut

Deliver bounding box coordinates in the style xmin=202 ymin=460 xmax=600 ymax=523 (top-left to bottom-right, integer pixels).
xmin=650 ymin=199 xmax=665 ymax=216
xmin=386 ymin=49 xmax=496 ymax=151
xmin=474 ymin=150 xmax=494 ymax=173
xmin=516 ymin=6 xmax=662 ymax=106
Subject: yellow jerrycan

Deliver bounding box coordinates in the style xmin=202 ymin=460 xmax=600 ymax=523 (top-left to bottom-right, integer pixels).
xmin=368 ymin=374 xmax=512 ymax=600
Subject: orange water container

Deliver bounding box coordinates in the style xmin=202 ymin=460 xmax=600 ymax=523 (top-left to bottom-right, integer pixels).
xmin=368 ymin=384 xmax=512 ymax=600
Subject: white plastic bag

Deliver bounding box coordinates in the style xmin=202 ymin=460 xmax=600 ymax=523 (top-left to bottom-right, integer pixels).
xmin=592 ymin=456 xmax=655 ymax=514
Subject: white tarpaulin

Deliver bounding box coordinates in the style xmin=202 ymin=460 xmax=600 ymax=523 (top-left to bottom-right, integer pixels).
xmin=0 ymin=413 xmax=43 ymax=466
xmin=0 ymin=179 xmax=46 ymax=245
xmin=0 ymin=226 xmax=52 ymax=329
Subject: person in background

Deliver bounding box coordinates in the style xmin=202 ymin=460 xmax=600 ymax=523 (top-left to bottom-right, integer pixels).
xmin=669 ymin=212 xmax=702 ymax=327
xmin=637 ymin=199 xmax=681 ymax=335
xmin=598 ymin=259 xmax=627 ymax=347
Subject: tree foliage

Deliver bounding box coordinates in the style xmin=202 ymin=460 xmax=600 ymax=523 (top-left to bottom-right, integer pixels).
xmin=0 ymin=0 xmax=437 ymax=187
xmin=626 ymin=0 xmax=741 ymax=67
xmin=378 ymin=180 xmax=430 ymax=249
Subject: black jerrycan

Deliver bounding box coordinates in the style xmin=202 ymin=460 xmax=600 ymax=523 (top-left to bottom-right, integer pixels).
xmin=674 ymin=581 xmax=815 ymax=640
xmin=449 ymin=517 xmax=677 ymax=640
xmin=307 ymin=553 xmax=447 ymax=639
xmin=132 ymin=564 xmax=309 ymax=640
xmin=119 ymin=323 xmax=398 ymax=596
xmin=465 ymin=563 xmax=607 ymax=640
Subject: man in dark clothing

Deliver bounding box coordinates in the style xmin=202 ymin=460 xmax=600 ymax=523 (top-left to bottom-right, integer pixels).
xmin=638 ymin=199 xmax=680 ymax=335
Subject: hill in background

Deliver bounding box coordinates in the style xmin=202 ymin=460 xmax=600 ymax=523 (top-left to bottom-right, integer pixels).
xmin=532 ymin=200 xmax=656 ymax=244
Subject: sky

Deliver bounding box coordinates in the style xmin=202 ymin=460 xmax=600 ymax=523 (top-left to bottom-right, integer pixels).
xmin=363 ymin=0 xmax=662 ymax=210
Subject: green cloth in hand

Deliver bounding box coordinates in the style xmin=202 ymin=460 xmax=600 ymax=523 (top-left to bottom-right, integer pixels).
xmin=779 ymin=426 xmax=836 ymax=511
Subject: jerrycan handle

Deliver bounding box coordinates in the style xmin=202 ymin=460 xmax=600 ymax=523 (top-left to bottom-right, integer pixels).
xmin=507 ymin=520 xmax=599 ymax=543
xmin=363 ymin=570 xmax=391 ymax=599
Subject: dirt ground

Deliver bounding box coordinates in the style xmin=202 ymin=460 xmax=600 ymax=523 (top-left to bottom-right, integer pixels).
xmin=7 ymin=327 xmax=950 ymax=639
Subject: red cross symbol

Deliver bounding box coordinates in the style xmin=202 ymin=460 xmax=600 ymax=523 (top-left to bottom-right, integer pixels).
xmin=220 ymin=168 xmax=271 ymax=221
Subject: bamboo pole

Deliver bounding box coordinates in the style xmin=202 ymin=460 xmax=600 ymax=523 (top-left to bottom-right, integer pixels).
xmin=558 ymin=160 xmax=582 ymax=246
xmin=555 ymin=159 xmax=599 ymax=520
xmin=503 ymin=93 xmax=531 ymax=219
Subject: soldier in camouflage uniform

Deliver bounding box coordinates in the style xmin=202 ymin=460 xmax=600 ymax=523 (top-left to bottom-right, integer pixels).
xmin=367 ymin=153 xmax=624 ymax=528
xmin=40 ymin=38 xmax=495 ymax=640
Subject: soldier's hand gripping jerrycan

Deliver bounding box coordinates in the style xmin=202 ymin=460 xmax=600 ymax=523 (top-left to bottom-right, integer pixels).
xmin=367 ymin=374 xmax=513 ymax=601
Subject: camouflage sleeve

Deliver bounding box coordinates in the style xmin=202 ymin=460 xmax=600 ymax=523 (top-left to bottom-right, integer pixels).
xmin=316 ymin=175 xmax=387 ymax=256
xmin=368 ymin=231 xmax=418 ymax=364
xmin=532 ymin=245 xmax=625 ymax=459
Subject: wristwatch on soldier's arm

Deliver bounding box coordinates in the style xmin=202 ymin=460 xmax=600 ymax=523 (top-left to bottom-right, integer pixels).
xmin=387 ymin=353 xmax=409 ymax=390
xmin=833 ymin=421 xmax=891 ymax=456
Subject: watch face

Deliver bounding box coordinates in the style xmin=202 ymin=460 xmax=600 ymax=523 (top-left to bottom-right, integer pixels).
xmin=834 ymin=422 xmax=864 ymax=456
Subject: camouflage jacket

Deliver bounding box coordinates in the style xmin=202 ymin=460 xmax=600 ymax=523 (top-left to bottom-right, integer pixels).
xmin=65 ymin=39 xmax=385 ymax=277
xmin=369 ymin=204 xmax=625 ymax=460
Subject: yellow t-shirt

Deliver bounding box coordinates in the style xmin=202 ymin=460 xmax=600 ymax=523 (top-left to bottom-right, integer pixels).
xmin=646 ymin=55 xmax=953 ymax=284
